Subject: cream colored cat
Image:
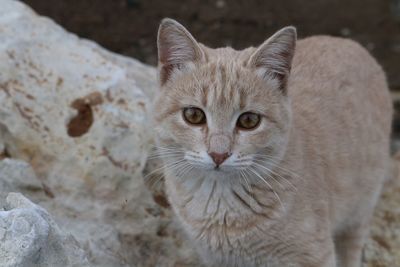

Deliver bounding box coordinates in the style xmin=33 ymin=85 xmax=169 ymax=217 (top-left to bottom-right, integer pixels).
xmin=152 ymin=18 xmax=392 ymax=267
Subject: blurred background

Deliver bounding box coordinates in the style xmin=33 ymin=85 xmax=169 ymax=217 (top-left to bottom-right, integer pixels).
xmin=21 ymin=0 xmax=400 ymax=137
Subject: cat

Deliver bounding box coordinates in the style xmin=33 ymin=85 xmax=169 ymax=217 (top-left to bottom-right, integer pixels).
xmin=151 ymin=18 xmax=393 ymax=267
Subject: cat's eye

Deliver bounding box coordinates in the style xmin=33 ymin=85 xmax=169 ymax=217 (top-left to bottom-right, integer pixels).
xmin=183 ymin=107 xmax=206 ymax=125
xmin=237 ymin=112 xmax=261 ymax=130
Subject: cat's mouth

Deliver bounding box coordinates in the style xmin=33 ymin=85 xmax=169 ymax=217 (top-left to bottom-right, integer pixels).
xmin=182 ymin=150 xmax=254 ymax=174
xmin=213 ymin=165 xmax=222 ymax=171
xmin=210 ymin=164 xmax=247 ymax=174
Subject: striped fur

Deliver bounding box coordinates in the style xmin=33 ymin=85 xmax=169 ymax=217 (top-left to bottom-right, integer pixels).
xmin=152 ymin=19 xmax=392 ymax=267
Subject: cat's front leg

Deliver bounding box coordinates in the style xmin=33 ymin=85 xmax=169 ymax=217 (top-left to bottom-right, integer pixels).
xmin=315 ymin=252 xmax=336 ymax=267
xmin=301 ymin=255 xmax=336 ymax=267
xmin=297 ymin=241 xmax=336 ymax=267
xmin=334 ymin=224 xmax=369 ymax=267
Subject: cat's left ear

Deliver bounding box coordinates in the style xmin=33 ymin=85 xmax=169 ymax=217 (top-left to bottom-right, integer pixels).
xmin=248 ymin=26 xmax=297 ymax=93
xmin=157 ymin=18 xmax=205 ymax=86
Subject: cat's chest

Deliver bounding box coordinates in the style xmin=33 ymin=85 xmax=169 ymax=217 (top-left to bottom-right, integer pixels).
xmin=165 ymin=174 xmax=301 ymax=267
xmin=193 ymin=226 xmax=298 ymax=267
xmin=165 ymin=174 xmax=281 ymax=226
xmin=165 ymin=174 xmax=283 ymax=240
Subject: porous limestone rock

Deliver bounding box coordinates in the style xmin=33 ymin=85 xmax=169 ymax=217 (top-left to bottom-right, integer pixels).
xmin=0 ymin=0 xmax=198 ymax=266
xmin=0 ymin=192 xmax=89 ymax=267
xmin=0 ymin=158 xmax=42 ymax=201
xmin=0 ymin=0 xmax=155 ymax=198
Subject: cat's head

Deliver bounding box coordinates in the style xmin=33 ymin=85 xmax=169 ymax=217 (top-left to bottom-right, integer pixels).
xmin=153 ymin=18 xmax=296 ymax=176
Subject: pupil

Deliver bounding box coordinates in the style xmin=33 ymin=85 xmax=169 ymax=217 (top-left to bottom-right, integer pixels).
xmin=183 ymin=107 xmax=205 ymax=125
xmin=238 ymin=113 xmax=258 ymax=129
xmin=193 ymin=112 xmax=199 ymax=121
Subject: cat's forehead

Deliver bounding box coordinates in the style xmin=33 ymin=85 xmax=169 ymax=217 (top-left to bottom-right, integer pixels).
xmin=164 ymin=45 xmax=278 ymax=115
xmin=194 ymin=48 xmax=258 ymax=92
xmin=201 ymin=45 xmax=255 ymax=64
xmin=182 ymin=51 xmax=270 ymax=113
xmin=195 ymin=46 xmax=258 ymax=89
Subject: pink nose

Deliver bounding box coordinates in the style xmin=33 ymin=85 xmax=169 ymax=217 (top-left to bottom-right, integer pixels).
xmin=208 ymin=152 xmax=231 ymax=166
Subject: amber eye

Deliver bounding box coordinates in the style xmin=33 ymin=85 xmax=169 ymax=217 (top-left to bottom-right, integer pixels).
xmin=237 ymin=112 xmax=261 ymax=130
xmin=183 ymin=107 xmax=206 ymax=125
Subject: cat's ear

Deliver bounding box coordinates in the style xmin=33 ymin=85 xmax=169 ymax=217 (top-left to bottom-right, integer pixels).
xmin=248 ymin=26 xmax=297 ymax=93
xmin=157 ymin=18 xmax=204 ymax=86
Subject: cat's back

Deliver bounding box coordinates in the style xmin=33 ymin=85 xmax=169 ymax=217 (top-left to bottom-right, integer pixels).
xmin=287 ymin=35 xmax=392 ymax=227
xmin=289 ymin=35 xmax=392 ymax=142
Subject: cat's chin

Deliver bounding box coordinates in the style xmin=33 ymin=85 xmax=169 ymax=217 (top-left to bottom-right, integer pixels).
xmin=194 ymin=164 xmax=242 ymax=176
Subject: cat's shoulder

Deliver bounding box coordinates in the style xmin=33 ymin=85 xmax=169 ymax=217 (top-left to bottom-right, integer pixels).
xmin=296 ymin=35 xmax=374 ymax=62
xmin=298 ymin=35 xmax=364 ymax=50
xmin=294 ymin=35 xmax=382 ymax=75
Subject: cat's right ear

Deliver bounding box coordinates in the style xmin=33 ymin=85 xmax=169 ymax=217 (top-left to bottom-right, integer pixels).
xmin=248 ymin=26 xmax=297 ymax=93
xmin=157 ymin=18 xmax=204 ymax=86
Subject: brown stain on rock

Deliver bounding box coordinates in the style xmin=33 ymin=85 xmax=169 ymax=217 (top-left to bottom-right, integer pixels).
xmin=56 ymin=77 xmax=64 ymax=87
xmin=153 ymin=193 xmax=170 ymax=208
xmin=67 ymin=99 xmax=93 ymax=137
xmin=41 ymin=182 xmax=55 ymax=198
xmin=85 ymin=91 xmax=104 ymax=106
xmin=0 ymin=147 xmax=11 ymax=160
xmin=67 ymin=91 xmax=103 ymax=137
xmin=105 ymin=88 xmax=114 ymax=102
xmin=15 ymin=103 xmax=37 ymax=130
xmin=117 ymin=98 xmax=126 ymax=105
xmin=102 ymin=147 xmax=129 ymax=171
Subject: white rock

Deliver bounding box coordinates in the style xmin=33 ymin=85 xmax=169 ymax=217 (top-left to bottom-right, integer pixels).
xmin=0 ymin=158 xmax=42 ymax=190
xmin=0 ymin=1 xmax=200 ymax=266
xmin=0 ymin=0 xmax=157 ymax=199
xmin=0 ymin=192 xmax=89 ymax=267
xmin=0 ymin=158 xmax=43 ymax=201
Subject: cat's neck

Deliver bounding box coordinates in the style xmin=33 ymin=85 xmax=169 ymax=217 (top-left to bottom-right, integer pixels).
xmin=164 ymin=165 xmax=297 ymax=231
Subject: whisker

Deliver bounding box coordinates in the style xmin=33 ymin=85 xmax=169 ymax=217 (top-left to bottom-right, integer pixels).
xmin=180 ymin=165 xmax=194 ymax=178
xmin=147 ymin=153 xmax=182 ymax=160
xmin=175 ymin=162 xmax=193 ymax=177
xmin=163 ymin=161 xmax=189 ymax=176
xmin=252 ymin=154 xmax=303 ymax=181
xmin=252 ymin=161 xmax=298 ymax=192
xmin=154 ymin=145 xmax=183 ymax=150
xmin=252 ymin=162 xmax=286 ymax=190
xmin=145 ymin=158 xmax=191 ymax=190
xmin=148 ymin=146 xmax=180 ymax=154
xmin=149 ymin=148 xmax=184 ymax=156
xmin=247 ymin=167 xmax=285 ymax=211
xmin=144 ymin=167 xmax=166 ymax=190
xmin=144 ymin=159 xmax=186 ymax=180
xmin=239 ymin=170 xmax=252 ymax=193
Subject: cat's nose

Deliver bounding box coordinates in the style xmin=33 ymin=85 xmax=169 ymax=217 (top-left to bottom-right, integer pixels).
xmin=208 ymin=152 xmax=231 ymax=167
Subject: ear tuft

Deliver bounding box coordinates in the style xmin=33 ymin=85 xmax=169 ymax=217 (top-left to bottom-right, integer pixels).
xmin=157 ymin=18 xmax=204 ymax=86
xmin=248 ymin=26 xmax=297 ymax=92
